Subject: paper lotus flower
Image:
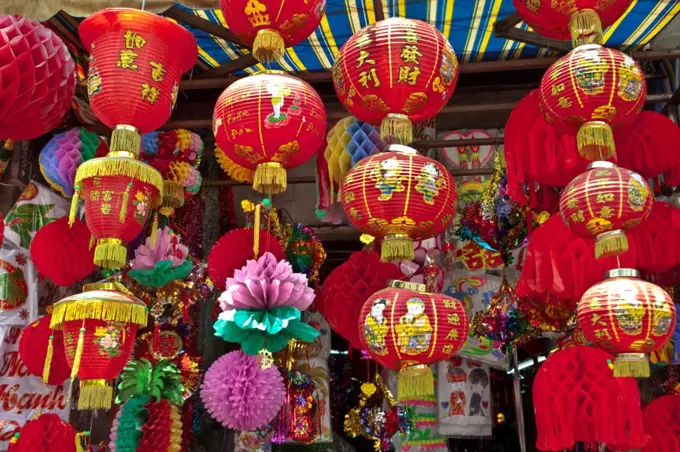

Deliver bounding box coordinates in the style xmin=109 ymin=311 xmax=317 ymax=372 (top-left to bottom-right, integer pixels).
xmin=201 ymin=350 xmax=285 ymax=431
xmin=214 ymin=306 xmax=319 ymax=355
xmin=219 ymin=252 xmax=315 ymax=312
xmin=129 ymin=226 xmax=192 ymax=288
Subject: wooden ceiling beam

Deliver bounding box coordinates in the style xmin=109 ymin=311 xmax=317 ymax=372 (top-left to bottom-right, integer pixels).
xmin=163 ymin=5 xmax=246 ymax=47
xmin=49 ymin=13 xmax=87 ymax=54
xmin=195 ymin=54 xmax=259 ymax=79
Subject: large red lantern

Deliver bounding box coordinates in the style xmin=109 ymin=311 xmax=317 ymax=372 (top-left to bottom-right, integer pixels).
xmin=559 ymin=162 xmax=653 ymax=258
xmin=341 ymin=144 xmax=456 ymax=262
xmin=50 ymin=282 xmax=148 ymax=409
xmin=213 ymin=71 xmax=326 ymax=194
xmin=540 ymin=45 xmax=646 ymax=161
xmin=358 ymin=280 xmax=468 ymax=400
xmin=218 ymin=0 xmax=326 ymax=63
xmin=577 ymin=269 xmax=676 ymax=378
xmin=0 ymin=16 xmax=75 ymax=141
xmin=333 ymin=18 xmax=458 ymax=144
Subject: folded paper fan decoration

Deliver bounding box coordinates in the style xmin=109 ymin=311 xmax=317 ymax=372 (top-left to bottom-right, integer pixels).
xmin=19 ymin=314 xmax=70 ymax=385
xmin=214 ymin=145 xmax=254 ymax=183
xmin=642 ymin=395 xmax=680 ymax=452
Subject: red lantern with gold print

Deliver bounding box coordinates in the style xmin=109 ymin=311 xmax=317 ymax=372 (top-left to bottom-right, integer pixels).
xmin=559 ymin=161 xmax=653 ymax=258
xmin=218 ymin=0 xmax=326 ymax=63
xmin=50 ymin=283 xmax=148 ymax=410
xmin=341 ymin=144 xmax=456 ymax=262
xmin=359 ymin=280 xmax=468 ymax=400
xmin=577 ymin=269 xmax=676 ymax=378
xmin=333 ymin=18 xmax=458 ymax=145
xmin=213 ymin=71 xmax=326 ymax=195
xmin=540 ymin=45 xmax=646 ymax=161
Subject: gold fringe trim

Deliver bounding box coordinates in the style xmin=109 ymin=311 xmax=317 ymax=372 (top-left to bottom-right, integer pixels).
xmin=381 ymin=235 xmax=415 ymax=262
xmin=398 ymin=365 xmax=433 ymax=401
xmin=78 ymin=379 xmax=113 ymax=410
xmin=50 ymin=299 xmax=148 ymax=329
xmin=151 ymin=213 xmax=159 ymax=248
xmin=94 ymin=239 xmax=128 ymax=269
xmin=253 ymin=28 xmax=285 ymax=63
xmin=253 ymin=203 xmax=261 ymax=257
xmin=577 ymin=121 xmax=615 ymax=161
xmin=119 ymin=182 xmax=131 ymax=223
xmin=614 ymin=354 xmax=650 ymax=378
xmin=109 ymin=126 xmax=141 ymax=159
xmin=254 ymin=162 xmax=287 ymax=195
xmin=69 ymin=188 xmax=80 ymax=226
xmin=381 ymin=114 xmax=413 ymax=145
xmin=75 ymin=432 xmax=89 ymax=452
xmin=570 ymin=9 xmax=603 ymax=46
xmin=162 ymin=180 xmax=185 ymax=208
xmin=42 ymin=334 xmax=54 ymax=383
xmin=595 ymin=230 xmax=628 ymax=259
xmin=70 ymin=324 xmax=85 ymax=380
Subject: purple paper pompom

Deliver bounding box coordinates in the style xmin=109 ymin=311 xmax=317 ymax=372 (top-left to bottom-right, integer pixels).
xmin=201 ymin=350 xmax=285 ymax=431
xmin=218 ymin=252 xmax=315 ymax=311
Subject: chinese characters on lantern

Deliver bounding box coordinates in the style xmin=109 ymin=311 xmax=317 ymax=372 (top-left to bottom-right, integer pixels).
xmin=116 ymin=30 xmax=167 ymax=105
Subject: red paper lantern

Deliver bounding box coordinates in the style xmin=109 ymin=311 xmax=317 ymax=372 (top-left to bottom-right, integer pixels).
xmin=540 ymin=45 xmax=646 ymax=160
xmin=641 ymin=395 xmax=680 ymax=452
xmin=80 ymin=8 xmax=197 ymax=157
xmin=317 ymin=250 xmax=403 ymax=349
xmin=358 ymin=280 xmax=468 ymax=400
xmin=559 ymin=161 xmax=653 ymax=259
xmin=218 ymin=0 xmax=326 ymax=62
xmin=533 ymin=346 xmax=647 ymax=451
xmin=50 ymin=283 xmax=148 ymax=410
xmin=213 ymin=71 xmax=326 ymax=194
xmin=342 ymin=144 xmax=456 ymax=262
xmin=578 ymin=269 xmax=676 ymax=378
xmin=0 ymin=16 xmax=75 ymax=141
xmin=30 ymin=217 xmax=96 ymax=287
xmin=7 ymin=413 xmax=78 ymax=452
xmin=19 ymin=314 xmax=70 ymax=386
xmin=333 ymin=18 xmax=458 ymax=144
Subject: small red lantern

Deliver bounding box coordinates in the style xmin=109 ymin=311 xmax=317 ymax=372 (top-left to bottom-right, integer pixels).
xmin=333 ymin=18 xmax=458 ymax=144
xmin=578 ymin=269 xmax=676 ymax=378
xmin=0 ymin=16 xmax=75 ymax=141
xmin=358 ymin=280 xmax=468 ymax=400
xmin=540 ymin=45 xmax=646 ymax=161
xmin=19 ymin=314 xmax=71 ymax=385
xmin=342 ymin=144 xmax=456 ymax=262
xmin=50 ymin=282 xmax=148 ymax=410
xmin=559 ymin=162 xmax=653 ymax=258
xmin=218 ymin=0 xmax=326 ymax=63
xmin=213 ymin=71 xmax=326 ymax=194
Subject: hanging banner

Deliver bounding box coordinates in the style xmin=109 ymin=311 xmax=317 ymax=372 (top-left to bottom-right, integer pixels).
xmin=0 ymin=244 xmax=37 ymax=327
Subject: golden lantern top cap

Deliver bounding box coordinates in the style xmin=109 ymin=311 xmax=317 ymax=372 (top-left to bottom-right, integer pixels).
xmin=587 ymin=160 xmax=616 ymax=170
xmin=605 ymin=268 xmax=640 ymax=279
xmin=388 ymin=279 xmax=427 ymax=293
xmin=386 ymin=144 xmax=417 ymax=155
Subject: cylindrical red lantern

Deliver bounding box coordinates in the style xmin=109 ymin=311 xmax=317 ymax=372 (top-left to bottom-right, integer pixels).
xmin=559 ymin=161 xmax=653 ymax=258
xmin=540 ymin=45 xmax=646 ymax=160
xmin=342 ymin=144 xmax=456 ymax=262
xmin=50 ymin=282 xmax=148 ymax=409
xmin=79 ymin=8 xmax=197 ymax=157
xmin=213 ymin=71 xmax=326 ymax=194
xmin=333 ymin=18 xmax=458 ymax=144
xmin=578 ymin=269 xmax=676 ymax=378
xmin=19 ymin=314 xmax=71 ymax=386
xmin=218 ymin=0 xmax=326 ymax=62
xmin=0 ymin=16 xmax=75 ymax=141
xmin=358 ymin=280 xmax=468 ymax=400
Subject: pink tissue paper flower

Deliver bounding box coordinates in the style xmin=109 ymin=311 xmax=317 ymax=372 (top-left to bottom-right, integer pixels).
xmin=131 ymin=226 xmax=189 ymax=270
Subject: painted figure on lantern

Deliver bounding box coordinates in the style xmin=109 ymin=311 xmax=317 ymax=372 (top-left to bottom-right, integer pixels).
xmin=415 ymin=162 xmax=444 ymax=205
xmin=372 ymin=158 xmax=405 ymax=201
xmin=575 ymin=53 xmax=608 ymax=96
xmin=652 ymin=292 xmax=674 ymax=336
xmin=628 ymin=173 xmax=651 ymax=212
xmin=88 ymin=57 xmax=103 ymax=96
xmin=618 ymin=60 xmax=645 ymax=102
xmin=266 ymin=81 xmax=293 ymax=122
xmin=94 ymin=321 xmax=126 ymax=358
xmin=396 ymin=298 xmax=432 ymax=354
xmin=363 ymin=298 xmax=390 ymax=355
xmin=615 ymin=284 xmax=645 ymax=336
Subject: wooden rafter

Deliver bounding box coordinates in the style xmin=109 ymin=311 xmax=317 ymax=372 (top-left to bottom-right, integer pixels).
xmin=494 ymin=13 xmax=572 ymax=53
xmin=49 ymin=13 xmax=87 ymax=54
xmin=163 ymin=5 xmax=246 ymax=47
xmin=195 ymin=54 xmax=259 ymax=79
xmin=374 ymin=0 xmax=386 ymax=21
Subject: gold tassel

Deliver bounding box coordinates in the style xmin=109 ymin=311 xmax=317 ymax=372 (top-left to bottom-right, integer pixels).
xmin=381 ymin=234 xmax=415 ymax=262
xmin=569 ymin=9 xmax=603 ymax=46
xmin=577 ymin=121 xmax=615 ymax=161
xmin=119 ymin=182 xmax=131 ymax=223
xmin=381 ymin=113 xmax=413 ymax=145
xmin=42 ymin=333 xmax=54 ymax=383
xmin=109 ymin=125 xmax=141 ymax=159
xmin=253 ymin=162 xmax=287 ymax=195
xmin=78 ymin=380 xmax=113 ymax=410
xmin=397 ymin=365 xmax=433 ymax=401
xmin=70 ymin=324 xmax=85 ymax=381
xmin=614 ymin=353 xmax=650 ymax=378
xmin=50 ymin=297 xmax=148 ymax=329
xmin=75 ymin=432 xmax=89 ymax=452
xmin=69 ymin=187 xmax=80 ymax=227
xmin=151 ymin=213 xmax=159 ymax=248
xmin=595 ymin=230 xmax=628 ymax=259
xmin=253 ymin=203 xmax=261 ymax=257
xmin=252 ymin=28 xmax=285 ymax=63
xmin=162 ymin=180 xmax=185 ymax=208
xmin=94 ymin=238 xmax=128 ymax=269
xmin=89 ymin=235 xmax=96 ymax=250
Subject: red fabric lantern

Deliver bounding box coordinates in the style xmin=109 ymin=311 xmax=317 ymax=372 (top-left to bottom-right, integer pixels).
xmin=19 ymin=314 xmax=70 ymax=386
xmin=218 ymin=0 xmax=326 ymax=63
xmin=0 ymin=16 xmax=75 ymax=141
xmin=342 ymin=145 xmax=456 ymax=262
xmin=559 ymin=161 xmax=653 ymax=258
xmin=578 ymin=269 xmax=676 ymax=378
xmin=7 ymin=413 xmax=77 ymax=452
xmin=533 ymin=346 xmax=647 ymax=451
xmin=79 ymin=8 xmax=197 ymax=157
xmin=540 ymin=45 xmax=646 ymax=161
xmin=333 ymin=18 xmax=458 ymax=144
xmin=50 ymin=283 xmax=148 ymax=410
xmin=30 ymin=217 xmax=96 ymax=287
xmin=317 ymin=250 xmax=403 ymax=349
xmin=213 ymin=71 xmax=326 ymax=194
xmin=641 ymin=395 xmax=680 ymax=452
xmin=358 ymin=280 xmax=468 ymax=400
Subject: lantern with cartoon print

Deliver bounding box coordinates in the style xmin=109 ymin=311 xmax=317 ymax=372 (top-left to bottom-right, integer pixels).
xmin=359 ymin=280 xmax=468 ymax=401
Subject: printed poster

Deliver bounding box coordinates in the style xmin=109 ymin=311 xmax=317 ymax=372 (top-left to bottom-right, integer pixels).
xmin=0 ymin=244 xmax=37 ymax=327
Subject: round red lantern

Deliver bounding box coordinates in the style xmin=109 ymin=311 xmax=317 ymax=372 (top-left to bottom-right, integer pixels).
xmin=642 ymin=395 xmax=680 ymax=452
xmin=50 ymin=282 xmax=148 ymax=410
xmin=540 ymin=45 xmax=646 ymax=161
xmin=0 ymin=16 xmax=75 ymax=141
xmin=213 ymin=71 xmax=326 ymax=194
xmin=559 ymin=161 xmax=653 ymax=259
xmin=218 ymin=0 xmax=326 ymax=63
xmin=577 ymin=269 xmax=676 ymax=378
xmin=79 ymin=8 xmax=197 ymax=156
xmin=333 ymin=18 xmax=458 ymax=144
xmin=358 ymin=280 xmax=468 ymax=400
xmin=8 ymin=413 xmax=78 ymax=452
xmin=342 ymin=144 xmax=456 ymax=262
xmin=19 ymin=314 xmax=71 ymax=386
